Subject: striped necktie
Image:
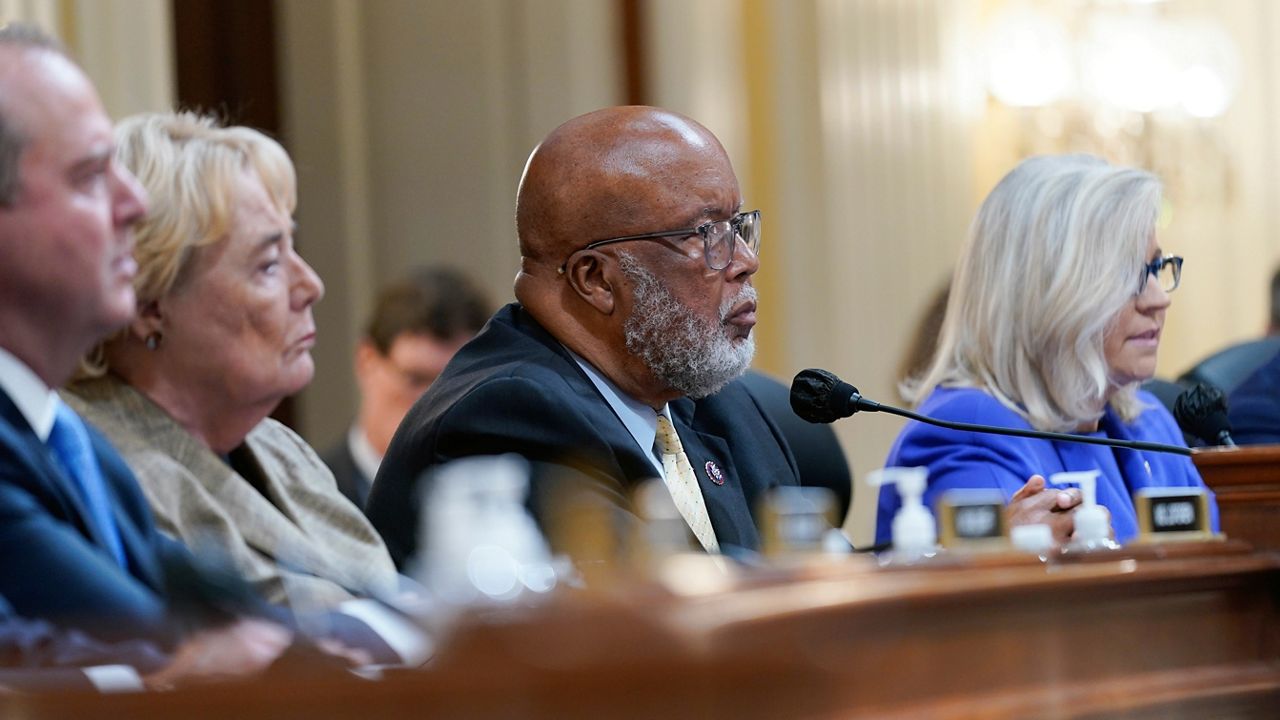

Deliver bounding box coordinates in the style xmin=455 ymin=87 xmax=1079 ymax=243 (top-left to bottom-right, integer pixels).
xmin=654 ymin=415 xmax=719 ymax=553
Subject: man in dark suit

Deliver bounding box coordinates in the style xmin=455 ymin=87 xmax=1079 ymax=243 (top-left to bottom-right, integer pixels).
xmin=0 ymin=24 xmax=303 ymax=681
xmin=366 ymin=106 xmax=798 ymax=568
xmin=321 ymin=268 xmax=490 ymax=508
xmin=1227 ymin=351 xmax=1280 ymax=445
xmin=0 ymin=22 xmax=181 ymax=641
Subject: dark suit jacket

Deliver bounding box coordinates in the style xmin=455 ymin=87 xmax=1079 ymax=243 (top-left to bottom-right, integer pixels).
xmin=1228 ymin=351 xmax=1280 ymax=445
xmin=321 ymin=435 xmax=371 ymax=509
xmin=0 ymin=388 xmax=400 ymax=663
xmin=365 ymin=303 xmax=800 ymax=568
xmin=0 ymin=387 xmax=190 ymax=645
xmin=0 ymin=594 xmax=166 ymax=691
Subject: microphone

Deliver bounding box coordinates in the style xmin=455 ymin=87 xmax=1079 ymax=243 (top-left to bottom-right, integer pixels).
xmin=789 ymin=368 xmax=1192 ymax=457
xmin=789 ymin=368 xmax=884 ymax=422
xmin=1173 ymin=383 xmax=1237 ymax=447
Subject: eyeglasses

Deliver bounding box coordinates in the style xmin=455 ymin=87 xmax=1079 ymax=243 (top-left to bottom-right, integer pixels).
xmin=379 ymin=353 xmax=440 ymax=391
xmin=1138 ymin=254 xmax=1183 ymax=295
xmin=558 ymin=210 xmax=761 ymax=273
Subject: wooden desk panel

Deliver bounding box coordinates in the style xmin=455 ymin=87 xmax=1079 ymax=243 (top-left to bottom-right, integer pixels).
xmin=9 ymin=542 xmax=1277 ymax=720
xmin=1194 ymin=445 xmax=1280 ymax=550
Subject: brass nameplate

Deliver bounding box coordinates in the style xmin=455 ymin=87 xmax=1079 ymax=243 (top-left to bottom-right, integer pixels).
xmin=1134 ymin=487 xmax=1215 ymax=543
xmin=938 ymin=489 xmax=1007 ymax=549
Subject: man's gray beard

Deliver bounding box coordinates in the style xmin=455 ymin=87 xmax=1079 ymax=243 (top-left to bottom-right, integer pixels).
xmin=618 ymin=253 xmax=756 ymax=399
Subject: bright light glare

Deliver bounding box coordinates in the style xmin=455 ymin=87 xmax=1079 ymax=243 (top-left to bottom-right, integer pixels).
xmin=1181 ymin=65 xmax=1229 ymax=118
xmin=468 ymin=544 xmax=520 ymax=600
xmin=986 ymin=8 xmax=1072 ymax=107
xmin=1081 ymin=16 xmax=1178 ymax=113
xmin=1168 ymin=20 xmax=1239 ymax=119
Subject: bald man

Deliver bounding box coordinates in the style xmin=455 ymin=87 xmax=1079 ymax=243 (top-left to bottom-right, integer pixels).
xmin=366 ymin=106 xmax=799 ymax=567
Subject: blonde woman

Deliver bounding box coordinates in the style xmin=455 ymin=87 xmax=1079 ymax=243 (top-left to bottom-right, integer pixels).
xmin=876 ymin=155 xmax=1216 ymax=546
xmin=67 ymin=112 xmax=400 ymax=609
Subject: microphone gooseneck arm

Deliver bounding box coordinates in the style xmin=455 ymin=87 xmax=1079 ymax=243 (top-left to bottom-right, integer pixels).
xmin=790 ymin=368 xmax=1192 ymax=457
xmin=865 ymin=401 xmax=1193 ymax=457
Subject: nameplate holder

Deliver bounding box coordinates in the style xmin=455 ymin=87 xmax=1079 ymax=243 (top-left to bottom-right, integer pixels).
xmin=1133 ymin=487 xmax=1217 ymax=543
xmin=759 ymin=486 xmax=837 ymax=556
xmin=937 ymin=489 xmax=1007 ymax=550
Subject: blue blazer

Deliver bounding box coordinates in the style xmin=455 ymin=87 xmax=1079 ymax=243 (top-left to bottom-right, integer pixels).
xmin=0 ymin=388 xmax=190 ymax=644
xmin=366 ymin=303 xmax=800 ymax=567
xmin=875 ymin=387 xmax=1217 ymax=545
xmin=1228 ymin=352 xmax=1280 ymax=445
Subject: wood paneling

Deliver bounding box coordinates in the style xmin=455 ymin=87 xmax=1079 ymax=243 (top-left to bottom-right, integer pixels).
xmin=1194 ymin=444 xmax=1280 ymax=550
xmin=7 ymin=541 xmax=1278 ymax=719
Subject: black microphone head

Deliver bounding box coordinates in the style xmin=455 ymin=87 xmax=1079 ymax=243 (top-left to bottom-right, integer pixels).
xmin=1173 ymin=383 xmax=1233 ymax=445
xmin=790 ymin=369 xmax=861 ymax=424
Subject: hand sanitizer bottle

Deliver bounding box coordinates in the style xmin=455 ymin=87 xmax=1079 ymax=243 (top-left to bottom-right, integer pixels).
xmin=868 ymin=467 xmax=938 ymax=564
xmin=412 ymin=454 xmax=559 ymax=630
xmin=1051 ymin=470 xmax=1121 ymax=553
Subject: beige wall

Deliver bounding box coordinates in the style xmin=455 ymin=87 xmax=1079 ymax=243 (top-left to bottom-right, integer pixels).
xmin=0 ymin=0 xmax=174 ymax=118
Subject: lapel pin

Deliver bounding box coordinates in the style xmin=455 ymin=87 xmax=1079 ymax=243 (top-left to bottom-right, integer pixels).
xmin=704 ymin=460 xmax=725 ymax=485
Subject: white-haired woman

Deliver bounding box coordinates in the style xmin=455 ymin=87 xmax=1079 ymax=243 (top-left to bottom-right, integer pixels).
xmin=66 ymin=112 xmax=400 ymax=608
xmin=875 ymin=155 xmax=1216 ymax=547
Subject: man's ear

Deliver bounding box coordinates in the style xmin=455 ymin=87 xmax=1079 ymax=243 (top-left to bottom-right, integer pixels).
xmin=564 ymin=251 xmax=617 ymax=315
xmin=354 ymin=339 xmax=380 ymax=387
xmin=128 ymin=299 xmax=164 ymax=344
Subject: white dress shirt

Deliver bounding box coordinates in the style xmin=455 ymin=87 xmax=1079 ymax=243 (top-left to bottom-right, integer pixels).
xmin=0 ymin=346 xmax=57 ymax=441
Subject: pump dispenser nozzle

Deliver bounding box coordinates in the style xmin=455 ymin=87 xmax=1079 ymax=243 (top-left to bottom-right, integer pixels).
xmin=1049 ymin=470 xmax=1120 ymax=552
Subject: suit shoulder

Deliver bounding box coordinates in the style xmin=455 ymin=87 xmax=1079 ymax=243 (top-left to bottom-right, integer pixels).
xmin=443 ymin=372 xmax=592 ymax=423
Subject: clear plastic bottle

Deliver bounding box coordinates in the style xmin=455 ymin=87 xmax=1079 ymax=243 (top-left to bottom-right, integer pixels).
xmin=412 ymin=455 xmax=559 ymax=628
xmin=868 ymin=466 xmax=939 ymax=565
xmin=1051 ymin=470 xmax=1121 ymax=553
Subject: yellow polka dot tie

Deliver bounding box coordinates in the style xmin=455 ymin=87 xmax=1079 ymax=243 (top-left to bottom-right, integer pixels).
xmin=654 ymin=415 xmax=719 ymax=553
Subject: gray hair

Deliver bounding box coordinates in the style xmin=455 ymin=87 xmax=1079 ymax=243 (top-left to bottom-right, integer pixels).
xmin=906 ymin=154 xmax=1162 ymax=431
xmin=0 ymin=23 xmax=69 ymax=205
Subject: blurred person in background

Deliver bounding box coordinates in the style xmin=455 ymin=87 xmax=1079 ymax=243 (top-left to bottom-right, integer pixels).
xmin=1267 ymin=265 xmax=1280 ymax=335
xmin=896 ymin=278 xmax=950 ymax=403
xmin=322 ymin=268 xmax=490 ymax=508
xmin=1224 ymin=265 xmax=1280 ymax=444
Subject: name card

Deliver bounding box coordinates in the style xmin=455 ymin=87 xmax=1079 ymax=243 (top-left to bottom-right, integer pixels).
xmin=937 ymin=489 xmax=1007 ymax=549
xmin=759 ymin=486 xmax=837 ymax=555
xmin=1134 ymin=487 xmax=1215 ymax=542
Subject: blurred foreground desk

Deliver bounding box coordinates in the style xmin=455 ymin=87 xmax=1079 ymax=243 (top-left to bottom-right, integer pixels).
xmin=1195 ymin=445 xmax=1280 ymax=550
xmin=8 ymin=542 xmax=1280 ymax=719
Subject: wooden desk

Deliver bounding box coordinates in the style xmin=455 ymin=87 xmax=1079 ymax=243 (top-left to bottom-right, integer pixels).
xmin=8 ymin=541 xmax=1279 ymax=719
xmin=1194 ymin=445 xmax=1280 ymax=550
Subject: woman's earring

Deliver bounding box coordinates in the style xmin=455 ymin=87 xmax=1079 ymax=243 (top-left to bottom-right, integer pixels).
xmin=145 ymin=333 xmax=161 ymax=351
